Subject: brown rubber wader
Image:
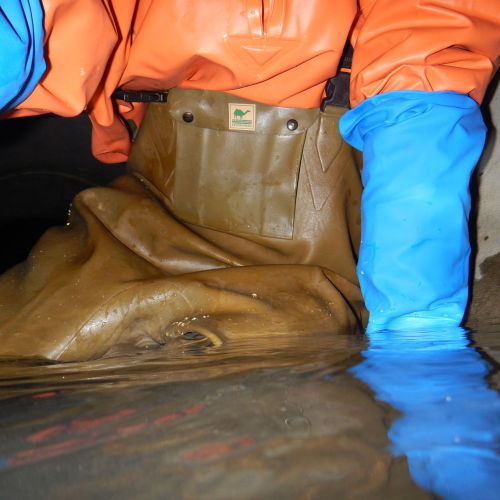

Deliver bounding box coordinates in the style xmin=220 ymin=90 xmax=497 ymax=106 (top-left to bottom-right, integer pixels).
xmin=0 ymin=89 xmax=366 ymax=361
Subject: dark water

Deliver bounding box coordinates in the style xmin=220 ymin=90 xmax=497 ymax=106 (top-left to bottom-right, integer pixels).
xmin=0 ymin=329 xmax=498 ymax=499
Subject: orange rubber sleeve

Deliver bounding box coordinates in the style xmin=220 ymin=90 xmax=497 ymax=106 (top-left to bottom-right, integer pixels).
xmin=350 ymin=0 xmax=500 ymax=107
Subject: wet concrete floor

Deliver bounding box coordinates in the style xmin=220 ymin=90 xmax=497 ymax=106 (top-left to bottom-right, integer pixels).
xmin=0 ymin=329 xmax=498 ymax=499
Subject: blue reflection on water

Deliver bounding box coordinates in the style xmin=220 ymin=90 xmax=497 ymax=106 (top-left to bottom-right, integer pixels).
xmin=350 ymin=328 xmax=500 ymax=499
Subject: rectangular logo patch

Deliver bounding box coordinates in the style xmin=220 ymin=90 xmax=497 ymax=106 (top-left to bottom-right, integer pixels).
xmin=228 ymin=103 xmax=256 ymax=131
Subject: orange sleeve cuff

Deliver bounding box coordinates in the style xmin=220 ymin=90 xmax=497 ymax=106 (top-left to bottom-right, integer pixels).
xmin=350 ymin=0 xmax=500 ymax=106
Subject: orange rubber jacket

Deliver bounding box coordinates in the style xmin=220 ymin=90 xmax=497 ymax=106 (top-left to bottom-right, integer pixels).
xmin=8 ymin=0 xmax=500 ymax=163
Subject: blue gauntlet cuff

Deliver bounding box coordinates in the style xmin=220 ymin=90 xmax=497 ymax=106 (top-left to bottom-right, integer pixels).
xmin=339 ymin=91 xmax=486 ymax=332
xmin=0 ymin=0 xmax=45 ymax=114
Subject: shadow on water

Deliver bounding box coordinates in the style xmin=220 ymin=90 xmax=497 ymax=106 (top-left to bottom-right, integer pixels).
xmin=0 ymin=329 xmax=498 ymax=499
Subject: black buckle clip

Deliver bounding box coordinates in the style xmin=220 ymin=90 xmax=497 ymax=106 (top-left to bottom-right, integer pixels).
xmin=112 ymin=89 xmax=168 ymax=103
xmin=321 ymin=42 xmax=352 ymax=111
xmin=320 ymin=71 xmax=350 ymax=111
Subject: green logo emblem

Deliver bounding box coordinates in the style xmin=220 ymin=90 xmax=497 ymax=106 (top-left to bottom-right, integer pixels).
xmin=229 ymin=103 xmax=256 ymax=131
xmin=233 ymin=108 xmax=251 ymax=119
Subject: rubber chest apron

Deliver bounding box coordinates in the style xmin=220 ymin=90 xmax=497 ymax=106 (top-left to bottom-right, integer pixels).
xmin=0 ymin=2 xmax=366 ymax=361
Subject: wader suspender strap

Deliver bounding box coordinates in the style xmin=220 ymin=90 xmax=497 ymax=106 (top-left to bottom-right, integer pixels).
xmin=112 ymin=45 xmax=353 ymax=108
xmin=112 ymin=89 xmax=169 ymax=102
xmin=320 ymin=43 xmax=352 ymax=111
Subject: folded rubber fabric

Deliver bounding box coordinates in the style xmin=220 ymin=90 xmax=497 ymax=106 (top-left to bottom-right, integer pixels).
xmin=340 ymin=90 xmax=487 ymax=331
xmin=0 ymin=0 xmax=45 ymax=114
xmin=0 ymin=90 xmax=365 ymax=361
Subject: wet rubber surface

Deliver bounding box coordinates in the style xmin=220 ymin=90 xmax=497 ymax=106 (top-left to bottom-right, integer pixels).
xmin=0 ymin=331 xmax=498 ymax=499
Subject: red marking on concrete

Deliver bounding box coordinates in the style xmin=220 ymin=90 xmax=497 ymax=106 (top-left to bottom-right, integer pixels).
xmin=26 ymin=425 xmax=66 ymax=443
xmin=22 ymin=407 xmax=137 ymax=449
xmin=153 ymin=403 xmax=206 ymax=425
xmin=153 ymin=412 xmax=181 ymax=425
xmin=5 ymin=407 xmax=146 ymax=468
xmin=9 ymin=439 xmax=86 ymax=466
xmin=183 ymin=403 xmax=206 ymax=415
xmin=32 ymin=391 xmax=57 ymax=399
xmin=180 ymin=437 xmax=256 ymax=463
xmin=116 ymin=423 xmax=146 ymax=436
xmin=235 ymin=437 xmax=255 ymax=449
xmin=70 ymin=408 xmax=136 ymax=432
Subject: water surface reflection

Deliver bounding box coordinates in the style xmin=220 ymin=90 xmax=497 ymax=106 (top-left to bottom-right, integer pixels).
xmin=0 ymin=330 xmax=498 ymax=499
xmin=352 ymin=328 xmax=500 ymax=500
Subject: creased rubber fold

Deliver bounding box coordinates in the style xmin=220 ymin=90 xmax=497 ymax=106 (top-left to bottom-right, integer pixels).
xmin=339 ymin=90 xmax=487 ymax=332
xmin=0 ymin=0 xmax=45 ymax=114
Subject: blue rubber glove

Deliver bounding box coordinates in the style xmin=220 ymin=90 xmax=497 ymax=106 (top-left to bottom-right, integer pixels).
xmin=350 ymin=328 xmax=500 ymax=499
xmin=0 ymin=0 xmax=45 ymax=114
xmin=339 ymin=91 xmax=486 ymax=332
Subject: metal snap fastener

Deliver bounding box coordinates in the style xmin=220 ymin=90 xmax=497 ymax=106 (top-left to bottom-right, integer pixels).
xmin=287 ymin=119 xmax=298 ymax=131
xmin=182 ymin=112 xmax=194 ymax=123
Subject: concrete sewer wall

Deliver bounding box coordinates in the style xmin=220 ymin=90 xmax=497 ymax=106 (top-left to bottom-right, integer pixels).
xmin=467 ymin=75 xmax=500 ymax=327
